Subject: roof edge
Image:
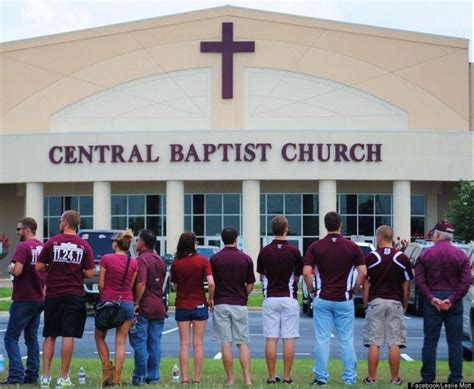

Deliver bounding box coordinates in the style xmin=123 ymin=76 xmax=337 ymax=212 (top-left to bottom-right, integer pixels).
xmin=0 ymin=5 xmax=469 ymax=53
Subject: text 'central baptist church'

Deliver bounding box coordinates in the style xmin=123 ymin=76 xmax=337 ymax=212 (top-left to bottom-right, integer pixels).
xmin=0 ymin=6 xmax=472 ymax=266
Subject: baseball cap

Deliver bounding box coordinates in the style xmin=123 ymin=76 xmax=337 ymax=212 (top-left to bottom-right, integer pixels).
xmin=432 ymin=219 xmax=454 ymax=233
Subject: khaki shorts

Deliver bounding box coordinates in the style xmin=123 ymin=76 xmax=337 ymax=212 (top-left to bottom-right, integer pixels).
xmin=262 ymin=297 xmax=300 ymax=339
xmin=212 ymin=304 xmax=249 ymax=344
xmin=364 ymin=298 xmax=406 ymax=348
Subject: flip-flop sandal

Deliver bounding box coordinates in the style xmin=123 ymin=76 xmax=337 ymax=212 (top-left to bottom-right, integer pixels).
xmin=266 ymin=379 xmax=276 ymax=384
xmin=283 ymin=378 xmax=295 ymax=384
xmin=181 ymin=380 xmax=189 ymax=384
xmin=192 ymin=381 xmax=201 ymax=384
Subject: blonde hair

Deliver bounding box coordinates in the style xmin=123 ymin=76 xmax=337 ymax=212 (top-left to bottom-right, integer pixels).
xmin=114 ymin=229 xmax=134 ymax=251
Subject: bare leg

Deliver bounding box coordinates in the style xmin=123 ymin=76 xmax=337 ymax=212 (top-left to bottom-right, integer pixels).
xmin=177 ymin=321 xmax=191 ymax=382
xmin=60 ymin=337 xmax=74 ymax=378
xmin=237 ymin=343 xmax=252 ymax=385
xmin=42 ymin=337 xmax=56 ymax=377
xmin=367 ymin=345 xmax=380 ymax=381
xmin=191 ymin=320 xmax=207 ymax=382
xmin=388 ymin=345 xmax=401 ymax=381
xmin=282 ymin=338 xmax=295 ymax=381
xmin=94 ymin=329 xmax=109 ymax=363
xmin=265 ymin=338 xmax=278 ymax=381
xmin=221 ymin=342 xmax=234 ymax=384
xmin=114 ymin=321 xmax=132 ymax=372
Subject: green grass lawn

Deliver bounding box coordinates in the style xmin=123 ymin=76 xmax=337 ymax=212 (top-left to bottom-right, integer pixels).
xmin=0 ymin=358 xmax=472 ymax=388
xmin=167 ymin=290 xmax=265 ymax=308
xmin=0 ymin=287 xmax=12 ymax=298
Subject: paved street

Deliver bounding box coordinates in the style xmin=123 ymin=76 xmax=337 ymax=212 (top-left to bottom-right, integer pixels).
xmin=0 ymin=311 xmax=447 ymax=361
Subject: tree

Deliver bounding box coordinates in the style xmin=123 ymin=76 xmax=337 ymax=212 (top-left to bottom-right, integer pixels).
xmin=447 ymin=180 xmax=474 ymax=242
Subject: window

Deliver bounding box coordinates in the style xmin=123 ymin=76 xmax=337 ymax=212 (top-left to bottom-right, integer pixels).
xmin=111 ymin=194 xmax=166 ymax=236
xmin=260 ymin=193 xmax=319 ymax=253
xmin=337 ymin=194 xmax=391 ymax=238
xmin=43 ymin=195 xmax=93 ymax=239
xmin=185 ymin=194 xmax=242 ymax=241
xmin=411 ymin=194 xmax=426 ymax=239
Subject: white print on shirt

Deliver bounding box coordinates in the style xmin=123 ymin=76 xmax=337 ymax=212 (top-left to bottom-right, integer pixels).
xmin=52 ymin=243 xmax=84 ymax=264
xmin=30 ymin=245 xmax=43 ymax=265
xmin=384 ymin=248 xmax=391 ymax=255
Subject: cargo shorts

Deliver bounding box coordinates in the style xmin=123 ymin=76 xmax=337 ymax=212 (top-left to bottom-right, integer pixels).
xmin=212 ymin=304 xmax=249 ymax=344
xmin=364 ymin=298 xmax=406 ymax=348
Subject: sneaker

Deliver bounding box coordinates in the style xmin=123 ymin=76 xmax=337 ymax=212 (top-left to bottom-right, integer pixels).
xmin=391 ymin=378 xmax=403 ymax=385
xmin=363 ymin=377 xmax=377 ymax=385
xmin=40 ymin=376 xmax=52 ymax=388
xmin=311 ymin=378 xmax=327 ymax=385
xmin=55 ymin=376 xmax=75 ymax=388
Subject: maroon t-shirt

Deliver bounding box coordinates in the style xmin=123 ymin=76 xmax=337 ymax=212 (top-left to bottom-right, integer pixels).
xmin=100 ymin=253 xmax=138 ymax=303
xmin=210 ymin=247 xmax=256 ymax=306
xmin=38 ymin=233 xmax=95 ymax=297
xmin=257 ymin=240 xmax=302 ymax=299
xmin=136 ymin=249 xmax=166 ymax=321
xmin=304 ymin=233 xmax=365 ymax=301
xmin=366 ymin=247 xmax=413 ymax=303
xmin=12 ymin=239 xmax=45 ymax=301
xmin=171 ymin=254 xmax=212 ymax=309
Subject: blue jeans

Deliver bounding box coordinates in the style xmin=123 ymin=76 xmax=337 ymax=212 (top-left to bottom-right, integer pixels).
xmin=4 ymin=301 xmax=43 ymax=384
xmin=421 ymin=291 xmax=463 ymax=383
xmin=312 ymin=298 xmax=357 ymax=384
xmin=129 ymin=313 xmax=165 ymax=385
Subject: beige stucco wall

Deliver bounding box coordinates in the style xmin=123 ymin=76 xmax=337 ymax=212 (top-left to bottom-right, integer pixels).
xmin=0 ymin=6 xmax=469 ymax=134
xmin=470 ymin=63 xmax=474 ymax=131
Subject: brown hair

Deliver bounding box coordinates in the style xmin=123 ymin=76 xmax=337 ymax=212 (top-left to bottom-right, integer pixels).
xmin=18 ymin=217 xmax=37 ymax=234
xmin=114 ymin=229 xmax=134 ymax=251
xmin=376 ymin=225 xmax=394 ymax=242
xmin=324 ymin=211 xmax=341 ymax=232
xmin=61 ymin=210 xmax=81 ymax=230
xmin=271 ymin=216 xmax=288 ymax=236
xmin=176 ymin=231 xmax=197 ymax=259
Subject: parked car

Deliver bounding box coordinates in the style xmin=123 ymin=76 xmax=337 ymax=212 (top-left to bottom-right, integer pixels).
xmin=197 ymin=245 xmax=220 ymax=259
xmin=462 ymin=244 xmax=474 ymax=360
xmin=78 ymin=230 xmax=170 ymax=309
xmin=301 ymin=241 xmax=374 ymax=317
xmin=404 ymin=240 xmax=471 ymax=316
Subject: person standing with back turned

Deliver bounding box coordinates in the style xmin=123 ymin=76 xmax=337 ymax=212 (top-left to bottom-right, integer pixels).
xmin=415 ymin=219 xmax=470 ymax=383
xmin=303 ymin=211 xmax=367 ymax=385
xmin=362 ymin=225 xmax=413 ymax=385
xmin=257 ymin=216 xmax=302 ymax=385
xmin=129 ymin=229 xmax=167 ymax=386
xmin=36 ymin=210 xmax=95 ymax=388
xmin=210 ymin=227 xmax=255 ymax=385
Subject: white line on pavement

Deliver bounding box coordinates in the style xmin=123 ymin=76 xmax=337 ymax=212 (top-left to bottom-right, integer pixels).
xmin=94 ymin=351 xmax=131 ymax=355
xmin=404 ymin=316 xmax=411 ymax=320
xmin=163 ymin=327 xmax=179 ymax=335
xmin=278 ymin=353 xmax=311 ymax=356
xmin=0 ymin=329 xmax=6 ymax=332
xmin=213 ymin=352 xmax=222 ymax=360
xmin=401 ymin=353 xmax=414 ymax=362
xmin=331 ymin=333 xmax=335 ymax=338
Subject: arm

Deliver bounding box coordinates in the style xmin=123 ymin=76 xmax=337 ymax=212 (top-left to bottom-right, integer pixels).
xmin=134 ymin=282 xmax=146 ymax=311
xmin=246 ymin=282 xmax=254 ymax=296
xmin=303 ymin=265 xmax=315 ymax=294
xmin=402 ymin=280 xmax=410 ymax=313
xmin=98 ymin=265 xmax=106 ymax=294
xmin=415 ymin=257 xmax=434 ymax=302
xmin=206 ymin=275 xmax=215 ymax=309
xmin=35 ymin=262 xmax=48 ymax=272
xmin=11 ymin=262 xmax=24 ymax=277
xmin=84 ymin=268 xmax=94 ymax=279
xmin=362 ymin=278 xmax=369 ymax=308
xmin=352 ymin=264 xmax=367 ymax=294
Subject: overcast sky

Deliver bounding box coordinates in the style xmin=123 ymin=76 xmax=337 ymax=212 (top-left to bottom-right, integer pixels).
xmin=1 ymin=0 xmax=472 ymax=59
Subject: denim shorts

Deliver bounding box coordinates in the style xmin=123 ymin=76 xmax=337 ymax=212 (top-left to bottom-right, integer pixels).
xmin=101 ymin=300 xmax=135 ymax=321
xmin=175 ymin=306 xmax=209 ymax=322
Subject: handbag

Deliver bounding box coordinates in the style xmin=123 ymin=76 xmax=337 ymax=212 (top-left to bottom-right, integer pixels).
xmin=94 ymin=255 xmax=131 ymax=330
